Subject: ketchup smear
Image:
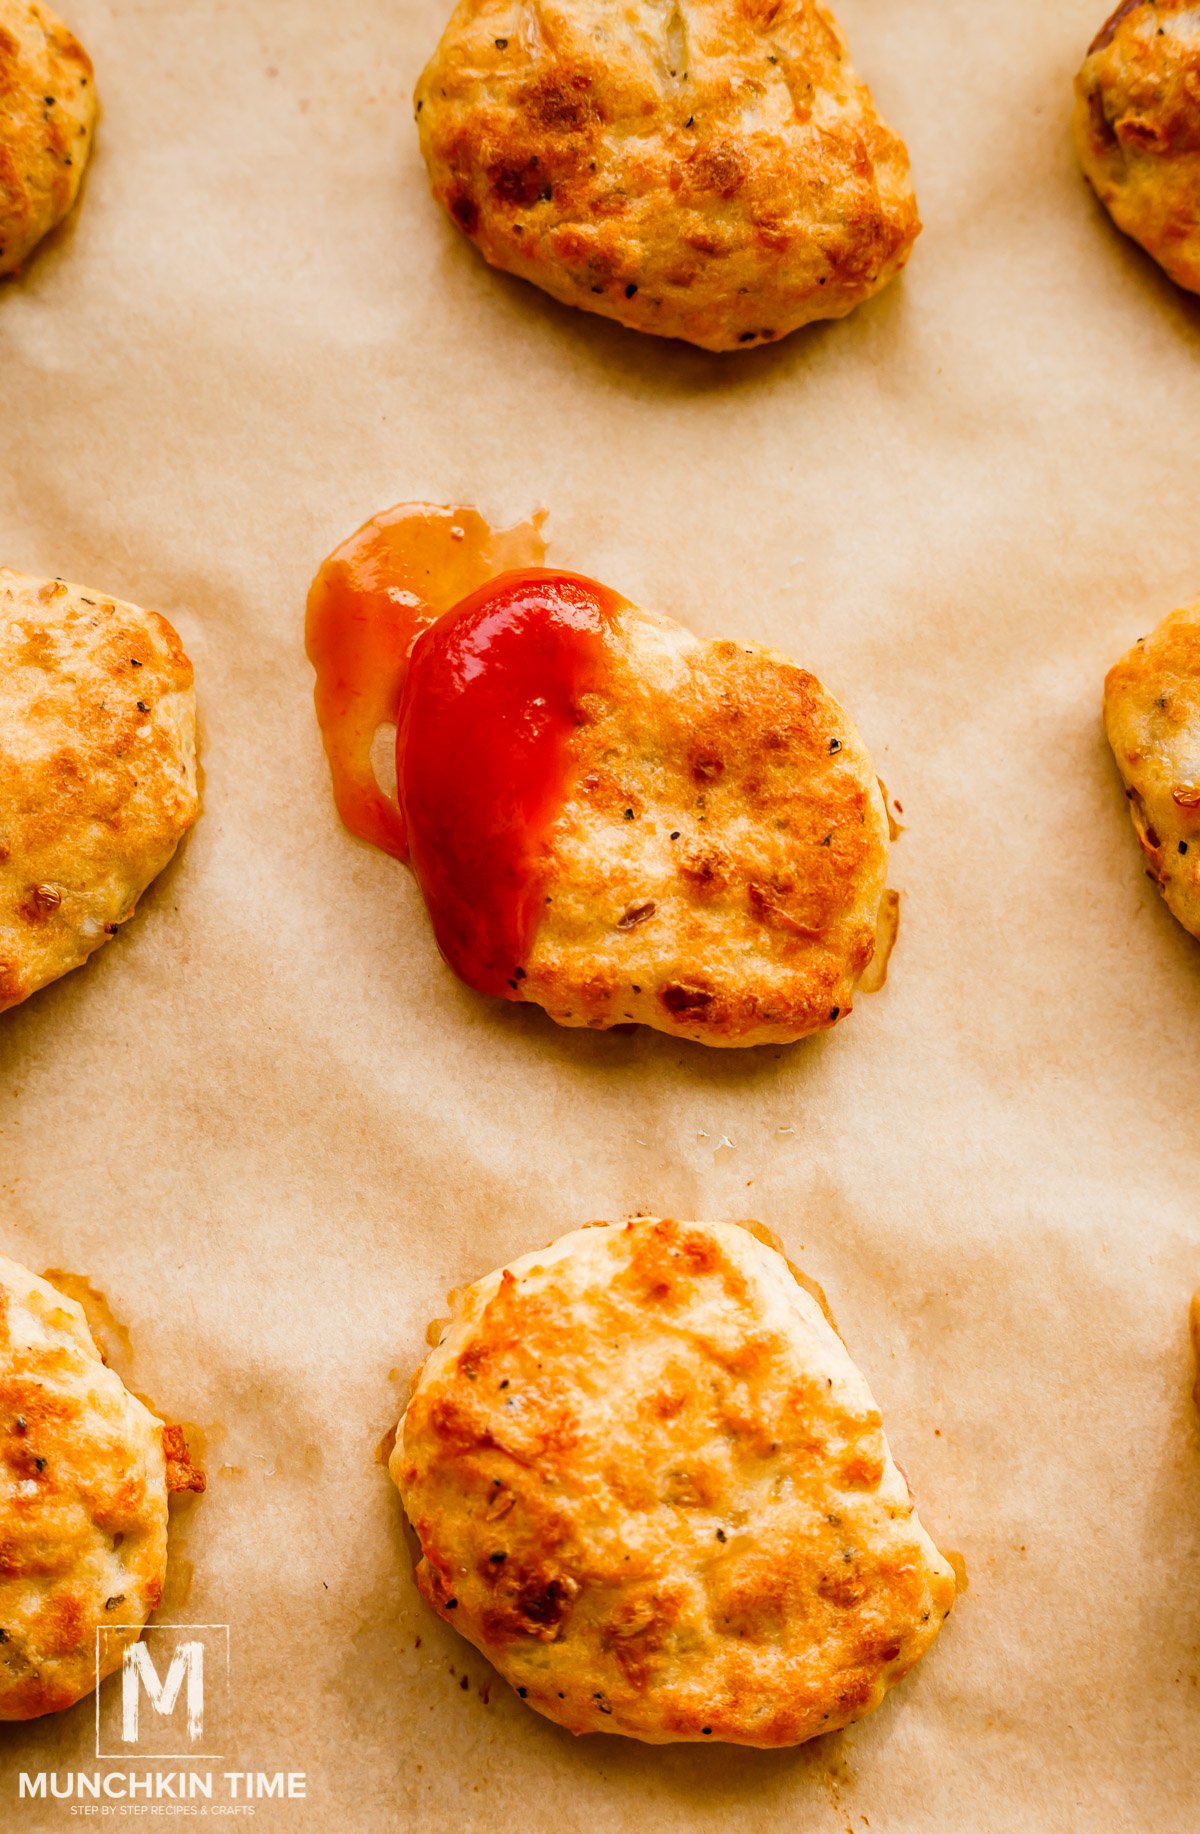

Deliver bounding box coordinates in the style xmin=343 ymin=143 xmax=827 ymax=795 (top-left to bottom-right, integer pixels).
xmin=398 ymin=569 xmax=622 ymax=996
xmin=306 ymin=503 xmax=547 ymax=859
xmin=307 ymin=504 xmax=622 ymax=1000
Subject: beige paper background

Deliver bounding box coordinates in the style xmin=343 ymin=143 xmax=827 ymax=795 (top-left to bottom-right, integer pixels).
xmin=1 ymin=0 xmax=1198 ymax=1826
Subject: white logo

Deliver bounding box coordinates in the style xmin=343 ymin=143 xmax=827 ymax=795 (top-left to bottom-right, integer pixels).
xmin=122 ymin=1640 xmax=205 ymax=1744
xmin=96 ymin=1625 xmax=231 ymax=1759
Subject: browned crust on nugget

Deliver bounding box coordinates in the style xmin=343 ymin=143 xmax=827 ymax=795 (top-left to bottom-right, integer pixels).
xmin=1104 ymin=598 xmax=1200 ymax=938
xmin=415 ymin=0 xmax=919 ymax=349
xmin=0 ymin=569 xmax=198 ymax=1014
xmin=517 ymin=600 xmax=889 ymax=1045
xmin=162 ymin=1424 xmax=206 ymax=1496
xmin=1074 ymin=0 xmax=1200 ymax=292
xmin=392 ymin=1218 xmax=955 ymax=1746
xmin=0 ymin=0 xmax=96 ymax=277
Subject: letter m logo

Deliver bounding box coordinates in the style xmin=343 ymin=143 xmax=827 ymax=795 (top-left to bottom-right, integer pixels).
xmin=122 ymin=1640 xmax=205 ymax=1744
xmin=97 ymin=1625 xmax=230 ymax=1759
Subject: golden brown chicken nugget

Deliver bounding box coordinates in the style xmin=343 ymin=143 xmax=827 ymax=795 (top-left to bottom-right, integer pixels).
xmin=516 ymin=598 xmax=890 ymax=1044
xmin=0 ymin=1257 xmax=171 ymax=1720
xmin=1074 ymin=0 xmax=1200 ymax=293
xmin=391 ymin=1217 xmax=956 ymax=1746
xmin=395 ymin=574 xmax=892 ymax=1047
xmin=1104 ymin=598 xmax=1200 ymax=939
xmin=0 ymin=1 xmax=96 ymax=277
xmin=414 ymin=0 xmax=919 ymax=349
xmin=0 ymin=569 xmax=198 ymax=1013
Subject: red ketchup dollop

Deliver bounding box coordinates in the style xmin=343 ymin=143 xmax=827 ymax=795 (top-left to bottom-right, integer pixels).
xmin=398 ymin=569 xmax=622 ymax=997
xmin=307 ymin=504 xmax=621 ymax=999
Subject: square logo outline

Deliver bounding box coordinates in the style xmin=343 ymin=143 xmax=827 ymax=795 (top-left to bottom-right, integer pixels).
xmin=95 ymin=1622 xmax=231 ymax=1761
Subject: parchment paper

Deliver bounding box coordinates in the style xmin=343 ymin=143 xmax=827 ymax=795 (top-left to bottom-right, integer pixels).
xmin=1 ymin=1 xmax=1198 ymax=1827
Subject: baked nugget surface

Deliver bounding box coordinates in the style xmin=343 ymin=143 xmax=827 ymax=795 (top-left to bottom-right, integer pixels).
xmin=0 ymin=1256 xmax=168 ymax=1720
xmin=1105 ymin=599 xmax=1200 ymax=938
xmin=1074 ymin=0 xmax=1200 ymax=293
xmin=516 ymin=598 xmax=889 ymax=1044
xmin=392 ymin=1218 xmax=955 ymax=1747
xmin=415 ymin=0 xmax=919 ymax=349
xmin=0 ymin=569 xmax=198 ymax=1013
xmin=0 ymin=0 xmax=96 ymax=277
